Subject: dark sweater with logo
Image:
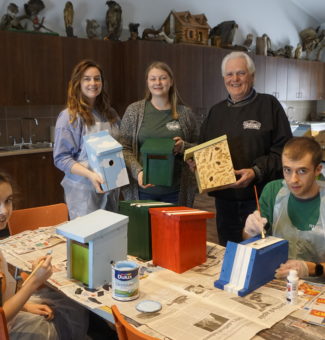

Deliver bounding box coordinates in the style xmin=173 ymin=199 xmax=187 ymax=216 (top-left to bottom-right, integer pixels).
xmin=199 ymin=92 xmax=292 ymax=201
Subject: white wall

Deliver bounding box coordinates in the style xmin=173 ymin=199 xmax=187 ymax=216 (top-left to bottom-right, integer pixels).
xmin=0 ymin=0 xmax=320 ymax=50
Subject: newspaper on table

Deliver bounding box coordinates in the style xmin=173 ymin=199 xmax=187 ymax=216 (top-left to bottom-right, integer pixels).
xmin=1 ymin=228 xmax=324 ymax=340
xmin=0 ymin=226 xmax=66 ymax=270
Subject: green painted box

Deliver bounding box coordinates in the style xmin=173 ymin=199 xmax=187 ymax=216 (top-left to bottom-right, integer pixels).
xmin=140 ymin=138 xmax=175 ymax=186
xmin=119 ymin=200 xmax=173 ymax=260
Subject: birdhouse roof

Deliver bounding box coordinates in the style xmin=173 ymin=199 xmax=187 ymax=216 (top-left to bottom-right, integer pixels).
xmin=83 ymin=130 xmax=122 ymax=155
xmin=140 ymin=138 xmax=175 ymax=155
xmin=56 ymin=209 xmax=128 ymax=243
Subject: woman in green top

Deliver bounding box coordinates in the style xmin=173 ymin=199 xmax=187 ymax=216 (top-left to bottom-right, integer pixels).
xmin=120 ymin=61 xmax=198 ymax=206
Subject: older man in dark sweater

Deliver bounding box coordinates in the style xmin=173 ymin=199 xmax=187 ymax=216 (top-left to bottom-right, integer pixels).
xmin=199 ymin=51 xmax=292 ymax=246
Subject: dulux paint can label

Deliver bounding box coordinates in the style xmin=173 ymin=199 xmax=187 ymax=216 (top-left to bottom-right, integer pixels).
xmin=112 ymin=261 xmax=139 ymax=301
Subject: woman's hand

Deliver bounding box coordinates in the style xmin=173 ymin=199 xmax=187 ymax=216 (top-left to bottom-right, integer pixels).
xmin=28 ymin=255 xmax=53 ymax=289
xmin=24 ymin=302 xmax=54 ymax=321
xmin=88 ymin=171 xmax=106 ymax=193
xmin=173 ymin=137 xmax=185 ymax=154
xmin=137 ymin=171 xmax=154 ymax=189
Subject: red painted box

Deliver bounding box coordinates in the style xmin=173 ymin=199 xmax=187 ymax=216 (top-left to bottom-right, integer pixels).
xmin=149 ymin=206 xmax=215 ymax=273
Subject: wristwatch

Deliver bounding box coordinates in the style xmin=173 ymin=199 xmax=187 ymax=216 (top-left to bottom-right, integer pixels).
xmin=313 ymin=263 xmax=324 ymax=277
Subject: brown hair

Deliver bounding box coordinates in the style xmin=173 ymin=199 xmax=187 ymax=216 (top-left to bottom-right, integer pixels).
xmin=0 ymin=171 xmax=19 ymax=207
xmin=144 ymin=61 xmax=184 ymax=120
xmin=67 ymin=59 xmax=116 ymax=126
xmin=283 ymin=137 xmax=322 ymax=168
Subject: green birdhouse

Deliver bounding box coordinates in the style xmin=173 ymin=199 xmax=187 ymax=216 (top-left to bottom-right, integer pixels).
xmin=140 ymin=138 xmax=175 ymax=186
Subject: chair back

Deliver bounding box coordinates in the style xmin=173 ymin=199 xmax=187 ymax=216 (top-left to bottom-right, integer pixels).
xmin=111 ymin=305 xmax=159 ymax=340
xmin=0 ymin=307 xmax=9 ymax=340
xmin=8 ymin=203 xmax=69 ymax=235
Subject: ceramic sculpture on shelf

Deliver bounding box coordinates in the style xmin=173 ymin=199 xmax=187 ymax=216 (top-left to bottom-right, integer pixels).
xmin=22 ymin=0 xmax=56 ymax=33
xmin=63 ymin=1 xmax=75 ymax=37
xmin=0 ymin=2 xmax=24 ymax=30
xmin=105 ymin=0 xmax=122 ymax=40
xmin=86 ymin=19 xmax=101 ymax=39
xmin=294 ymin=43 xmax=302 ymax=59
xmin=209 ymin=20 xmax=238 ymax=48
xmin=128 ymin=22 xmax=140 ymax=40
xmin=243 ymin=33 xmax=253 ymax=50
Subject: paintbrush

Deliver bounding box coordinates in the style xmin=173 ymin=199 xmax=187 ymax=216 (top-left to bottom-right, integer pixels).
xmin=22 ymin=250 xmax=52 ymax=286
xmin=253 ymin=185 xmax=265 ymax=239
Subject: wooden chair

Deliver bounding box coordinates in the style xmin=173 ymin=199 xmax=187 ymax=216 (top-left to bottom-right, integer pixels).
xmin=0 ymin=307 xmax=9 ymax=340
xmin=111 ymin=305 xmax=159 ymax=340
xmin=8 ymin=203 xmax=69 ymax=235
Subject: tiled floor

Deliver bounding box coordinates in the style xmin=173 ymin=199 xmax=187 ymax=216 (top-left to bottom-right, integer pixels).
xmin=193 ymin=193 xmax=219 ymax=244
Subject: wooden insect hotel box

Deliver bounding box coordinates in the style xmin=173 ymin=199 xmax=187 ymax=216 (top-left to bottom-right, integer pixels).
xmin=184 ymin=135 xmax=236 ymax=193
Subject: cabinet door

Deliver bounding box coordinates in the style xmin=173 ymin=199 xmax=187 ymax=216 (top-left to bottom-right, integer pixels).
xmin=287 ymin=59 xmax=301 ymax=100
xmin=0 ymin=31 xmax=64 ymax=105
xmin=311 ymin=61 xmax=325 ymax=100
xmin=27 ymin=153 xmax=64 ymax=208
xmin=0 ymin=31 xmax=26 ymax=105
xmin=0 ymin=152 xmax=64 ymax=209
xmin=265 ymin=57 xmax=288 ymax=100
xmin=253 ymin=55 xmax=266 ymax=94
xmin=298 ymin=60 xmax=311 ymax=100
xmin=319 ymin=63 xmax=325 ymax=100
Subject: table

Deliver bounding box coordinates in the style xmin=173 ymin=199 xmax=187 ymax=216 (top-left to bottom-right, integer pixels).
xmin=0 ymin=227 xmax=324 ymax=340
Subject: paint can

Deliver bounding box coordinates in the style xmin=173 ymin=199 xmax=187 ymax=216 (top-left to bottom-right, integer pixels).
xmin=112 ymin=261 xmax=139 ymax=301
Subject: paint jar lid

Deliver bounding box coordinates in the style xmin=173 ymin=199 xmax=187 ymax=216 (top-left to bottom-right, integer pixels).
xmin=136 ymin=300 xmax=162 ymax=313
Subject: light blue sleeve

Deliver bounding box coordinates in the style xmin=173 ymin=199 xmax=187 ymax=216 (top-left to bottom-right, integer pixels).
xmin=53 ymin=109 xmax=84 ymax=174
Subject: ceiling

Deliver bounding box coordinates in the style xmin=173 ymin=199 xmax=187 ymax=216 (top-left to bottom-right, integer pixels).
xmin=291 ymin=0 xmax=325 ymax=24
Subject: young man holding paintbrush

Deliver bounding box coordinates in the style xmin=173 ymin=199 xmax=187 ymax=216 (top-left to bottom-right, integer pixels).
xmin=243 ymin=137 xmax=325 ymax=280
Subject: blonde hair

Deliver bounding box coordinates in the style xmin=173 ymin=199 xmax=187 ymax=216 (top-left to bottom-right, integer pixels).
xmin=144 ymin=61 xmax=184 ymax=120
xmin=67 ymin=59 xmax=116 ymax=126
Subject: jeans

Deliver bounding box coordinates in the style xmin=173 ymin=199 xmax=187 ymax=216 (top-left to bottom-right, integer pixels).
xmin=215 ymin=198 xmax=256 ymax=246
xmin=138 ymin=190 xmax=179 ymax=205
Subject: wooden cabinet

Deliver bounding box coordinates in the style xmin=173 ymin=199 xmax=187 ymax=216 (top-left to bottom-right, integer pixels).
xmin=253 ymin=55 xmax=266 ymax=94
xmin=0 ymin=151 xmax=64 ymax=209
xmin=310 ymin=61 xmax=325 ymax=100
xmin=287 ymin=59 xmax=313 ymax=100
xmin=0 ymin=31 xmax=64 ymax=105
xmin=0 ymin=31 xmax=324 ymax=109
xmin=264 ymin=57 xmax=288 ymax=100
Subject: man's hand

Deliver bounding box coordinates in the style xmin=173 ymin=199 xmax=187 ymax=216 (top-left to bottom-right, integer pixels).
xmin=186 ymin=158 xmax=196 ymax=173
xmin=24 ymin=303 xmax=54 ymax=321
xmin=275 ymin=260 xmax=309 ymax=279
xmin=229 ymin=168 xmax=255 ymax=189
xmin=243 ymin=210 xmax=267 ymax=238
xmin=137 ymin=171 xmax=154 ymax=189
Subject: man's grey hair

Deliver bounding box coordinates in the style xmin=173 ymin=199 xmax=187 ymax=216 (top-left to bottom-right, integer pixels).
xmin=221 ymin=52 xmax=255 ymax=77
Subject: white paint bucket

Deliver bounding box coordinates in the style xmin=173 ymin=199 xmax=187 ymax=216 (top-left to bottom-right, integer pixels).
xmin=112 ymin=261 xmax=139 ymax=301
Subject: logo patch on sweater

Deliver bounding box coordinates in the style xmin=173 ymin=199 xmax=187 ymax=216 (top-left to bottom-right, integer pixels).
xmin=166 ymin=120 xmax=181 ymax=131
xmin=243 ymin=120 xmax=261 ymax=130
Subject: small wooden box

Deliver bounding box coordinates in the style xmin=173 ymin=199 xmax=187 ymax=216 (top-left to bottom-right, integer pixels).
xmin=149 ymin=206 xmax=214 ymax=273
xmin=140 ymin=138 xmax=175 ymax=186
xmin=119 ymin=200 xmax=173 ymax=260
xmin=56 ymin=209 xmax=128 ymax=289
xmin=184 ymin=135 xmax=236 ymax=193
